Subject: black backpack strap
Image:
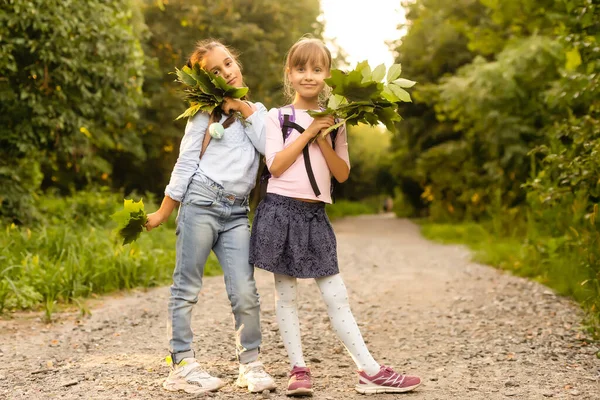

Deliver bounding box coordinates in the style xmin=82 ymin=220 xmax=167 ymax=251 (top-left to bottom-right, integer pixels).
xmin=281 ymin=115 xmax=321 ymax=197
xmin=282 ymin=118 xmax=306 ymax=138
xmin=302 ymin=145 xmax=321 ymax=197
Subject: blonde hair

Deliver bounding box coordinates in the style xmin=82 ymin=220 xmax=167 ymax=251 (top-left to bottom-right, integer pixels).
xmin=283 ymin=37 xmax=332 ymax=105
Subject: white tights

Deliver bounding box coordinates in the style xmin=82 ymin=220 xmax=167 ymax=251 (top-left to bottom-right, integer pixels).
xmin=274 ymin=273 xmax=380 ymax=375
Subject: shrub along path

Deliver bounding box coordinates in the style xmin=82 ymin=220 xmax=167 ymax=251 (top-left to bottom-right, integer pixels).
xmin=0 ymin=214 xmax=598 ymax=399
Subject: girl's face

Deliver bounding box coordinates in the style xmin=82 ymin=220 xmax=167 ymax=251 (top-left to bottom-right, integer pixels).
xmin=288 ymin=60 xmax=328 ymax=101
xmin=201 ymin=46 xmax=243 ymax=87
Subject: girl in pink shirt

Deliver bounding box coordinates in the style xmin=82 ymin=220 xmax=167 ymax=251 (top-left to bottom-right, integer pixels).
xmin=249 ymin=37 xmax=421 ymax=396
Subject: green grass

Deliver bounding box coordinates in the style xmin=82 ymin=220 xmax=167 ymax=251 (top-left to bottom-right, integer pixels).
xmin=419 ymin=222 xmax=524 ymax=268
xmin=326 ymin=199 xmax=380 ymax=221
xmin=0 ymin=191 xmax=221 ymax=320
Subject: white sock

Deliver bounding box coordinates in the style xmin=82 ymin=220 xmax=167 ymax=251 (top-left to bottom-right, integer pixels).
xmin=316 ymin=274 xmax=380 ymax=376
xmin=274 ymin=274 xmax=306 ymax=368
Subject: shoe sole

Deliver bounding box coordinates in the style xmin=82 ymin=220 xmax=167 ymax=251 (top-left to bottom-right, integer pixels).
xmin=286 ymin=387 xmax=314 ymax=397
xmin=355 ymin=381 xmax=421 ymax=394
xmin=163 ymin=379 xmax=226 ymax=394
xmin=235 ymin=378 xmax=277 ymax=393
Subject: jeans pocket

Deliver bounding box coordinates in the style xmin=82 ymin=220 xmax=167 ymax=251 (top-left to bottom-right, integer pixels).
xmin=185 ymin=182 xmax=215 ymax=208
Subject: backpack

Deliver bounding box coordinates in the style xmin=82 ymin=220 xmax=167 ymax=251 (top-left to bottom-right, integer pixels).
xmin=257 ymin=104 xmax=339 ymax=201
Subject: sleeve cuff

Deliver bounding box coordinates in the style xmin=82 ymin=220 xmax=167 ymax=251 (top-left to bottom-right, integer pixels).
xmin=164 ymin=187 xmax=183 ymax=203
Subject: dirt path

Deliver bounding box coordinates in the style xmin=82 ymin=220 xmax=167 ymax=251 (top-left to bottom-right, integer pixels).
xmin=1 ymin=215 xmax=599 ymax=399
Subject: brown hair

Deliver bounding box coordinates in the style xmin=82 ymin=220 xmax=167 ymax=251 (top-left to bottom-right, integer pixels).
xmin=186 ymin=39 xmax=243 ymax=128
xmin=283 ymin=37 xmax=333 ymax=104
xmin=186 ymin=39 xmax=242 ymax=71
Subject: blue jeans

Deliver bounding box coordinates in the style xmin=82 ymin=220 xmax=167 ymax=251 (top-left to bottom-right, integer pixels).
xmin=168 ymin=177 xmax=261 ymax=365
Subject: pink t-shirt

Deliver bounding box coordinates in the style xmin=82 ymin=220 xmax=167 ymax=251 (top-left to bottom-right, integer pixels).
xmin=265 ymin=107 xmax=350 ymax=204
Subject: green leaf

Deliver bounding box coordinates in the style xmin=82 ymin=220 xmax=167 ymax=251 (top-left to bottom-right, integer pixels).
xmin=175 ymin=62 xmax=248 ymax=120
xmin=190 ymin=65 xmax=217 ymax=94
xmin=391 ymin=78 xmax=416 ymax=88
xmin=374 ymin=107 xmax=401 ymax=131
xmin=224 ymin=87 xmax=249 ymax=98
xmin=176 ymin=68 xmax=198 ymax=87
xmin=212 ymin=75 xmax=232 ymax=91
xmin=381 ymin=86 xmax=400 ymax=102
xmin=355 ymin=60 xmax=370 ymax=73
xmin=316 ymin=61 xmax=415 ymax=133
xmin=360 ymin=63 xmax=372 ymax=83
xmin=565 ymin=47 xmax=582 ymax=71
xmin=111 ymin=199 xmax=147 ymax=245
xmin=176 ymin=103 xmax=203 ymax=120
xmin=328 ymin=94 xmax=348 ymax=110
xmin=336 ymin=73 xmax=381 ymax=102
xmin=371 ymin=63 xmax=386 ymax=82
xmin=389 ymin=84 xmax=412 ymax=102
xmin=386 ymin=64 xmax=402 ymax=82
xmin=324 ymin=69 xmax=347 ymax=89
xmin=306 ymin=109 xmax=333 ymax=118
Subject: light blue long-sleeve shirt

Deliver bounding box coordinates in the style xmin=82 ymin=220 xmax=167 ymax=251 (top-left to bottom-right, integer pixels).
xmin=165 ymin=102 xmax=267 ymax=200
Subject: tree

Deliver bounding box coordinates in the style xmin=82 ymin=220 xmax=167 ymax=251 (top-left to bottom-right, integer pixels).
xmin=0 ymin=0 xmax=146 ymax=222
xmin=111 ymin=0 xmax=325 ymax=195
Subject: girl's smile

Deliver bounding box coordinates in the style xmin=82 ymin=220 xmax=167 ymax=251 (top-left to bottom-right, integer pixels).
xmin=288 ymin=61 xmax=327 ymax=102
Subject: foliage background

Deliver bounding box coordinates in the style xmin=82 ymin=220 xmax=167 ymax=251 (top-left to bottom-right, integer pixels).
xmin=390 ymin=0 xmax=600 ymax=333
xmin=2 ymin=0 xmax=599 ymax=334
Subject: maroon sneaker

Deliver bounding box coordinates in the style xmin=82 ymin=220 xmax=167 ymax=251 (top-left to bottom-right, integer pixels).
xmin=355 ymin=365 xmax=421 ymax=394
xmin=286 ymin=366 xmax=313 ymax=397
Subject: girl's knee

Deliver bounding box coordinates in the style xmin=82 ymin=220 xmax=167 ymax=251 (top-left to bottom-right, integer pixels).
xmin=229 ymin=286 xmax=260 ymax=313
xmin=317 ymin=276 xmax=350 ymax=309
xmin=274 ymin=274 xmax=298 ymax=307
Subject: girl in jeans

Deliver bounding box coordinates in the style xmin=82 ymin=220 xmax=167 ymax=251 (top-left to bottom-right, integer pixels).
xmin=145 ymin=39 xmax=275 ymax=395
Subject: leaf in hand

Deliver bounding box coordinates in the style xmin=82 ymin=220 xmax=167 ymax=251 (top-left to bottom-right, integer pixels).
xmin=111 ymin=199 xmax=147 ymax=245
xmin=308 ymin=61 xmax=415 ymax=137
xmin=175 ymin=63 xmax=248 ymax=120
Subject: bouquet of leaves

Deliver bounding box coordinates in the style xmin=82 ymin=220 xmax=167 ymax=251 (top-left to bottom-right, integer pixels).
xmin=308 ymin=61 xmax=416 ymax=137
xmin=111 ymin=199 xmax=147 ymax=245
xmin=174 ymin=63 xmax=248 ymax=120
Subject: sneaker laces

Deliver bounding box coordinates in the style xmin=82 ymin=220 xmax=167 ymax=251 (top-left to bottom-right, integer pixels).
xmin=247 ymin=364 xmax=270 ymax=379
xmin=379 ymin=366 xmax=405 ymax=386
xmin=291 ymin=368 xmax=311 ymax=381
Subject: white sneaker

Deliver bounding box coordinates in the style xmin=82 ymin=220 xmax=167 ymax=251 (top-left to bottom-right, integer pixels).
xmin=236 ymin=361 xmax=277 ymax=393
xmin=162 ymin=357 xmax=226 ymax=394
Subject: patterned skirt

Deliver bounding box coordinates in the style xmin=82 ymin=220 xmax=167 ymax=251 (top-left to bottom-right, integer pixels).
xmin=249 ymin=193 xmax=339 ymax=278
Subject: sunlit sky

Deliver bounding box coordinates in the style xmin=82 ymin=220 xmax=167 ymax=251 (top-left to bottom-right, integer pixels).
xmin=320 ymin=0 xmax=406 ymax=68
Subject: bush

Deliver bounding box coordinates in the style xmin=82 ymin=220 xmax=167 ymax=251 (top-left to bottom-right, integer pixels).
xmin=326 ymin=200 xmax=379 ymax=221
xmin=0 ymin=191 xmax=221 ymax=320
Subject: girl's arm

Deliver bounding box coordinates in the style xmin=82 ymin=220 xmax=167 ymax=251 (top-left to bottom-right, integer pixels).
xmin=146 ymin=113 xmax=208 ymax=229
xmin=223 ymin=98 xmax=267 ymax=155
xmin=316 ymin=124 xmax=350 ymax=183
xmin=267 ymin=114 xmax=335 ymax=178
xmin=146 ymin=196 xmax=177 ymax=231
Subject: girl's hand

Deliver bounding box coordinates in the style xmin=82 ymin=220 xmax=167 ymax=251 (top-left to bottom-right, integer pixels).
xmin=222 ymin=98 xmax=254 ymax=117
xmin=145 ymin=211 xmax=167 ymax=231
xmin=306 ymin=115 xmax=335 ymax=139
